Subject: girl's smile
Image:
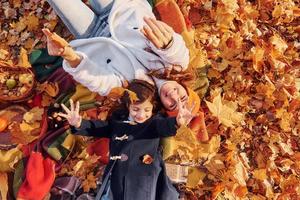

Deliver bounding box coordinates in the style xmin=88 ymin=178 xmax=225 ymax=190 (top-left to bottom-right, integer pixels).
xmin=128 ymin=99 xmax=153 ymax=123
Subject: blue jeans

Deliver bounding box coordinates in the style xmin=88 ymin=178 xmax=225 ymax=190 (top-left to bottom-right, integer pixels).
xmin=46 ymin=0 xmax=114 ymax=38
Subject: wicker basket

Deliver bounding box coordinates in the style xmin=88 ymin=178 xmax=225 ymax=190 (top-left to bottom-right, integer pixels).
xmin=0 ymin=65 xmax=35 ymax=102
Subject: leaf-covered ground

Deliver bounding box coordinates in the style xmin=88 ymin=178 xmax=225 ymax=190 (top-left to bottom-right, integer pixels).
xmin=0 ymin=0 xmax=300 ymax=199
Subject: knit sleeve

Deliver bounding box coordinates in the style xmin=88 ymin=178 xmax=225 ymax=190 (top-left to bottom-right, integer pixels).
xmin=63 ymin=51 xmax=123 ymax=96
xmin=152 ymin=116 xmax=178 ymax=137
xmin=70 ymin=119 xmax=112 ymax=138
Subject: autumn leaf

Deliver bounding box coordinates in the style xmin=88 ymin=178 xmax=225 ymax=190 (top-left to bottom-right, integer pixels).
xmin=108 ymin=87 xmax=125 ymax=100
xmin=17 ymin=47 xmax=31 ymax=68
xmin=0 ymin=49 xmax=9 ymax=60
xmin=23 ymin=107 xmax=44 ymax=124
xmin=23 ymin=14 xmax=40 ymax=31
xmin=234 ymin=185 xmax=248 ymax=198
xmin=251 ymin=46 xmax=265 ymax=72
xmin=10 ymin=122 xmax=39 ymax=145
xmin=0 ymin=147 xmax=23 ymax=172
xmin=0 ymin=173 xmax=8 ymax=200
xmin=82 ymin=173 xmax=97 ymax=192
xmin=205 ymin=92 xmax=244 ymax=128
xmin=186 ymin=167 xmax=206 ymax=188
xmin=107 ymin=87 xmax=138 ymax=102
xmin=253 ymin=169 xmax=268 ymax=181
xmin=37 ymin=81 xmax=60 ymax=97
xmin=270 ymin=34 xmax=288 ymax=54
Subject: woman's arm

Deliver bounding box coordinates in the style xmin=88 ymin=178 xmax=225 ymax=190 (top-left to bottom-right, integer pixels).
xmin=43 ymin=28 xmax=82 ymax=68
xmin=43 ymin=29 xmax=123 ymax=96
xmin=58 ymin=100 xmax=112 ymax=138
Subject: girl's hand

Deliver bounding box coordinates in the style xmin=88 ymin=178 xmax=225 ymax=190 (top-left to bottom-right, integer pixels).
xmin=58 ymin=99 xmax=82 ymax=128
xmin=176 ymin=99 xmax=194 ymax=127
xmin=141 ymin=17 xmax=174 ymax=49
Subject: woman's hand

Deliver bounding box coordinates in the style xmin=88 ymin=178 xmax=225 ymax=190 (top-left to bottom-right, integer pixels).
xmin=58 ymin=99 xmax=82 ymax=128
xmin=176 ymin=99 xmax=194 ymax=127
xmin=42 ymin=28 xmax=69 ymax=57
xmin=141 ymin=17 xmax=174 ymax=49
xmin=42 ymin=28 xmax=81 ymax=67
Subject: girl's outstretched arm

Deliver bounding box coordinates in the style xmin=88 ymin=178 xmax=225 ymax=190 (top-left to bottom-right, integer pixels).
xmin=58 ymin=99 xmax=112 ymax=138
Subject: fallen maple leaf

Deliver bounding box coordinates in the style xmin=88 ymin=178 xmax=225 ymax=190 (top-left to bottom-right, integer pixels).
xmin=205 ymin=92 xmax=244 ymax=128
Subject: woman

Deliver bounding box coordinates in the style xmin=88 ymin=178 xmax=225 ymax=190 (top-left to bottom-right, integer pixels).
xmin=44 ymin=0 xmax=191 ymax=112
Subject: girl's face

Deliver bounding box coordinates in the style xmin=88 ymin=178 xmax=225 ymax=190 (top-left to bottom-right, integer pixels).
xmin=128 ymin=99 xmax=153 ymax=123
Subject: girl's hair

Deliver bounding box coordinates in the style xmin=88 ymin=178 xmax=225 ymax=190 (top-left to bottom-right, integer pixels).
xmin=121 ymin=79 xmax=158 ymax=108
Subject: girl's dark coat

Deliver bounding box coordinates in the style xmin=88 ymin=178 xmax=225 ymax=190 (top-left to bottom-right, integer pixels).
xmin=70 ymin=112 xmax=179 ymax=200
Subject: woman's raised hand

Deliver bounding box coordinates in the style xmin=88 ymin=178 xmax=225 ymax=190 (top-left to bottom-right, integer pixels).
xmin=42 ymin=28 xmax=69 ymax=57
xmin=176 ymin=99 xmax=194 ymax=127
xmin=141 ymin=17 xmax=174 ymax=50
xmin=42 ymin=28 xmax=82 ymax=67
xmin=58 ymin=99 xmax=82 ymax=128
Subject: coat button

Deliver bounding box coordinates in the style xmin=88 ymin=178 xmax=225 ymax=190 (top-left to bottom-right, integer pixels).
xmin=106 ymin=59 xmax=111 ymax=64
xmin=141 ymin=154 xmax=153 ymax=165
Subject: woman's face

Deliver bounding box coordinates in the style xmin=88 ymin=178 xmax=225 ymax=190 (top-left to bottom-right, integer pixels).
xmin=128 ymin=99 xmax=153 ymax=123
xmin=159 ymin=82 xmax=188 ymax=111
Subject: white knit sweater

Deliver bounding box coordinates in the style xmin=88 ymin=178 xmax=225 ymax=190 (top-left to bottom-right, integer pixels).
xmin=63 ymin=0 xmax=189 ymax=96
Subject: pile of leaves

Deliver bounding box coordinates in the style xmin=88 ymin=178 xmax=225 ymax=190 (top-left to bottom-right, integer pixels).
xmin=0 ymin=0 xmax=299 ymax=199
xmin=173 ymin=0 xmax=300 ymax=199
xmin=0 ymin=0 xmax=72 ymax=64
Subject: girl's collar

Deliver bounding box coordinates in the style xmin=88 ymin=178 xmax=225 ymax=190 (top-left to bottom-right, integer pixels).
xmin=123 ymin=115 xmax=137 ymax=125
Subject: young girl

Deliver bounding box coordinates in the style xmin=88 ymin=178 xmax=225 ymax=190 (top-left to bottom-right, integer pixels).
xmin=58 ymin=80 xmax=194 ymax=200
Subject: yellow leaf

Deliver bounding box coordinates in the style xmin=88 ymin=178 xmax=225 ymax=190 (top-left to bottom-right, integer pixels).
xmin=0 ymin=49 xmax=9 ymax=60
xmin=23 ymin=107 xmax=44 ymax=124
xmin=24 ymin=14 xmax=40 ymax=31
xmin=0 ymin=173 xmax=8 ymax=200
xmin=187 ymin=167 xmax=206 ymax=188
xmin=17 ymin=48 xmax=31 ymax=68
xmin=0 ymin=147 xmax=23 ymax=172
xmin=270 ymin=34 xmax=288 ymax=54
xmin=24 ymin=38 xmax=35 ymax=50
xmin=251 ymin=46 xmax=265 ymax=72
xmin=19 ymin=121 xmax=40 ymax=133
xmin=205 ymin=92 xmax=244 ymax=127
xmin=10 ymin=21 xmax=26 ymax=32
xmin=253 ymin=169 xmax=268 ymax=181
